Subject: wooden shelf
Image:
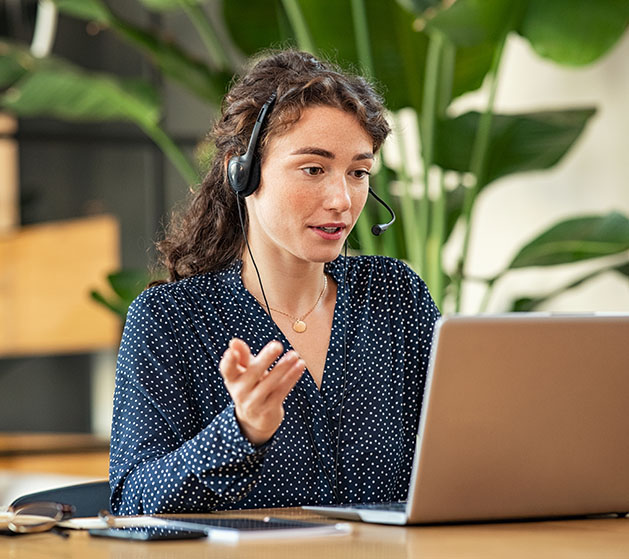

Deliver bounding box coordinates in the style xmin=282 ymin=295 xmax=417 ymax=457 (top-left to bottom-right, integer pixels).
xmin=0 ymin=432 xmax=110 ymax=477
xmin=0 ymin=214 xmax=121 ymax=357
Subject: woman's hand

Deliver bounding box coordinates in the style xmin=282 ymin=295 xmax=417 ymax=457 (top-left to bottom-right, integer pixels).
xmin=219 ymin=338 xmax=306 ymax=446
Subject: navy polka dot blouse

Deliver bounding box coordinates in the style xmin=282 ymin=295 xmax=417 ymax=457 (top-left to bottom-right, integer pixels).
xmin=109 ymin=255 xmax=440 ymax=514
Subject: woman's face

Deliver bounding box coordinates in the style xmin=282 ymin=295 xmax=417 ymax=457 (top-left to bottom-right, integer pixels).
xmin=246 ymin=105 xmax=374 ymax=266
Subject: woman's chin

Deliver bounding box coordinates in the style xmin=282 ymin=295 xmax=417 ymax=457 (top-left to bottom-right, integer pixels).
xmin=292 ymin=245 xmax=344 ymax=265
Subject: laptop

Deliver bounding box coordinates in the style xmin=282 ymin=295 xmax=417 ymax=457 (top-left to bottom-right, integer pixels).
xmin=304 ymin=313 xmax=629 ymax=524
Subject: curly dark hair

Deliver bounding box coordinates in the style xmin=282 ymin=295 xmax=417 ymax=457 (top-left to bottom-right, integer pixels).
xmin=156 ymin=49 xmax=391 ymax=282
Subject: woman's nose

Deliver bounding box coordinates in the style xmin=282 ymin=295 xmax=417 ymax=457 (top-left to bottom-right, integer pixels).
xmin=323 ymin=175 xmax=351 ymax=213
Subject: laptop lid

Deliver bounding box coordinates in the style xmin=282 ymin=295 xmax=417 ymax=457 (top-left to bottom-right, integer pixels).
xmin=407 ymin=313 xmax=629 ymax=523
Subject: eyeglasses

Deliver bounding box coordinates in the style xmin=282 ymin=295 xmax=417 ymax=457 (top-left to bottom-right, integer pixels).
xmin=0 ymin=502 xmax=74 ymax=535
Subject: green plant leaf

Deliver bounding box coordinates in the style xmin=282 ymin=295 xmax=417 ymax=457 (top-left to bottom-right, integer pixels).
xmin=401 ymin=0 xmax=506 ymax=100
xmin=89 ymin=290 xmax=129 ymax=320
xmin=0 ymin=42 xmax=30 ymax=88
xmin=450 ymin=41 xmax=495 ymax=98
xmin=107 ymin=269 xmax=152 ymax=302
xmin=519 ymin=0 xmax=629 ymax=66
xmin=111 ymin=17 xmax=233 ymax=102
xmin=223 ymin=0 xmax=489 ymax=112
xmin=508 ymin=212 xmax=629 ymax=269
xmin=91 ymin=269 xmax=156 ymax=320
xmin=54 ymin=0 xmax=230 ymax=103
xmin=312 ymin=0 xmax=430 ymax=111
xmin=223 ymin=0 xmax=287 ymax=56
xmin=367 ymin=0 xmax=428 ymax=111
xmin=0 ymin=55 xmax=160 ymax=127
xmin=614 ymin=261 xmax=629 ymax=279
xmin=508 ymin=260 xmax=629 ymax=311
xmin=53 ymin=0 xmax=113 ymax=23
xmin=509 ymin=296 xmax=539 ymax=312
xmin=425 ymin=0 xmax=517 ymax=47
xmin=434 ymin=108 xmax=596 ymax=186
xmin=0 ymin=46 xmax=199 ymax=184
xmin=223 ymin=0 xmax=429 ymax=112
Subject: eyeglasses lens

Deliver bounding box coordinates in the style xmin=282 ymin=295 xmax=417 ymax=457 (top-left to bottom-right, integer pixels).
xmin=9 ymin=503 xmax=64 ymax=534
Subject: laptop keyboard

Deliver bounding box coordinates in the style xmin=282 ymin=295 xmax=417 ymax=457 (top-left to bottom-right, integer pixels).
xmin=339 ymin=501 xmax=407 ymax=512
xmin=160 ymin=516 xmax=325 ymax=531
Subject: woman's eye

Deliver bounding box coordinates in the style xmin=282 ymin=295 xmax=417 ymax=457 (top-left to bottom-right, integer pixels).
xmin=303 ymin=166 xmax=323 ymax=176
xmin=352 ymin=169 xmax=371 ymax=179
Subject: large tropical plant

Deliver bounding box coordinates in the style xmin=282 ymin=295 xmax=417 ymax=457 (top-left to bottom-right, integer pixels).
xmin=1 ymin=0 xmax=628 ymax=313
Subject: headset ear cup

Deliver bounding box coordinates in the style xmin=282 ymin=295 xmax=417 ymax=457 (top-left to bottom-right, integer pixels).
xmin=227 ymin=154 xmax=260 ymax=197
xmin=227 ymin=155 xmax=250 ymax=196
xmin=243 ymin=156 xmax=261 ymax=197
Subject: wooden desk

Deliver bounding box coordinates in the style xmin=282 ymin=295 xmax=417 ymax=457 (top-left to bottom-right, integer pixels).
xmin=3 ymin=508 xmax=629 ymax=559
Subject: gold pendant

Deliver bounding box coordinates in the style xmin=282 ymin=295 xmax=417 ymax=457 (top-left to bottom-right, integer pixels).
xmin=292 ymin=320 xmax=307 ymax=333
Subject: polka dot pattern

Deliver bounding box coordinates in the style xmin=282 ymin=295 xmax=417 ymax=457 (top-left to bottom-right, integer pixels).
xmin=109 ymin=255 xmax=440 ymax=514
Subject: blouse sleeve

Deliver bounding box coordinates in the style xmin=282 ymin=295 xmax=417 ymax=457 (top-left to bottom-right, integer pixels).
xmin=108 ymin=288 xmax=272 ymax=515
xmin=387 ymin=258 xmax=441 ymax=497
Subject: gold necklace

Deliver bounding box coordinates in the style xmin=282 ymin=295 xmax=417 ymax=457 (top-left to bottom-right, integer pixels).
xmin=254 ymin=275 xmax=328 ymax=333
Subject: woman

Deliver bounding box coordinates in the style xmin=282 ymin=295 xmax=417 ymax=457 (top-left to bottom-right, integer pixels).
xmin=109 ymin=50 xmax=440 ymax=515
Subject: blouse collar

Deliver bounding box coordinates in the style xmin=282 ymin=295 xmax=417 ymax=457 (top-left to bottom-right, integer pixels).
xmin=220 ymin=255 xmax=346 ymax=293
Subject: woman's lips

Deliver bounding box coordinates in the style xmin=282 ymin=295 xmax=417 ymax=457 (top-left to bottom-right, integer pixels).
xmin=309 ymin=224 xmax=345 ymax=240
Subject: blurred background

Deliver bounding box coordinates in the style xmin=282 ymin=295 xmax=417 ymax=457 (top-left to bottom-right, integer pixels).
xmin=0 ymin=0 xmax=627 ymax=503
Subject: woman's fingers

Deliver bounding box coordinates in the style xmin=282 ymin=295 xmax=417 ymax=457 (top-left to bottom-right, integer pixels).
xmin=228 ymin=338 xmax=252 ymax=369
xmin=251 ymin=351 xmax=306 ymax=403
xmin=221 ymin=339 xmax=294 ymax=398
xmin=267 ymin=358 xmax=306 ymax=406
xmin=219 ymin=346 xmax=241 ymax=383
xmin=239 ymin=340 xmax=283 ymax=388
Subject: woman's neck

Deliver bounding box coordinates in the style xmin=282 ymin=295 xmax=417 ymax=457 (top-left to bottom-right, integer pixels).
xmin=241 ymin=252 xmax=329 ymax=318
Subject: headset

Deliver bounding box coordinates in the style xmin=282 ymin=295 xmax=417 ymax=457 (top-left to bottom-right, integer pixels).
xmin=227 ymin=93 xmax=396 ymax=235
xmin=227 ymin=93 xmax=277 ymax=198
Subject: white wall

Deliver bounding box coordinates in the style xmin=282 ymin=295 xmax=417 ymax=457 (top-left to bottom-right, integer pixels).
xmin=457 ymin=32 xmax=629 ymax=313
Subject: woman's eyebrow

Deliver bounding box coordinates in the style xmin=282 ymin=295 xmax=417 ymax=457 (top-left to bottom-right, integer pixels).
xmin=290 ymin=147 xmax=335 ymax=158
xmin=289 ymin=147 xmax=374 ymax=161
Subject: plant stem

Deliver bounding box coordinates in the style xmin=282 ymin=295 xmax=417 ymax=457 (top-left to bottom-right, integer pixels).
xmin=280 ymin=0 xmax=316 ymax=53
xmin=420 ymin=30 xmax=445 ymax=277
xmin=350 ymin=0 xmax=374 ymax=75
xmin=142 ymin=123 xmax=199 ymax=187
xmin=179 ymin=2 xmax=231 ymax=71
xmin=428 ymin=170 xmax=446 ymax=308
xmin=392 ymin=112 xmax=422 ymax=272
xmin=426 ymin=37 xmax=454 ymax=310
xmin=348 ymin=0 xmax=378 ymax=256
xmin=478 ymin=273 xmax=501 ymax=313
xmin=454 ymin=30 xmax=509 ymax=312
